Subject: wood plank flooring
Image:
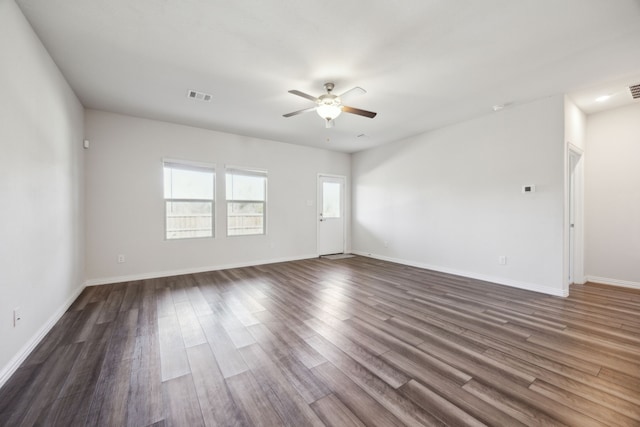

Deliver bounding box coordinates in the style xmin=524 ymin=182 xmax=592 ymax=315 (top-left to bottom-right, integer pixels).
xmin=1 ymin=256 xmax=639 ymax=426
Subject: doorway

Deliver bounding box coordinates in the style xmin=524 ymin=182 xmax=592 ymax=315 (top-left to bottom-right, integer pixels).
xmin=568 ymin=144 xmax=584 ymax=286
xmin=317 ymin=174 xmax=345 ymax=256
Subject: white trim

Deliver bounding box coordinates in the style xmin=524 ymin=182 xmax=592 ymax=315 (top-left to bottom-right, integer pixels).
xmin=317 ymin=173 xmax=348 ymax=179
xmin=224 ymin=165 xmax=268 ymax=177
xmin=85 ymin=254 xmax=317 ymax=286
xmin=352 ymin=251 xmax=568 ymax=297
xmin=0 ymin=282 xmax=86 ymax=389
xmin=585 ymin=276 xmax=640 ymax=291
xmin=567 ymin=142 xmax=584 ymax=156
xmin=163 ymin=157 xmax=216 ymax=171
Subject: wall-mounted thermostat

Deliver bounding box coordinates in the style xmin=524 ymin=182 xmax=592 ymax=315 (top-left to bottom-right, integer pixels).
xmin=522 ymin=185 xmax=536 ymax=193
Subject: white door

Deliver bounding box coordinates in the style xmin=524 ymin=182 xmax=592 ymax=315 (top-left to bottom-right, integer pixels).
xmin=568 ymin=149 xmax=581 ymax=284
xmin=318 ymin=175 xmax=345 ymax=255
xmin=569 ymin=161 xmax=575 ymax=284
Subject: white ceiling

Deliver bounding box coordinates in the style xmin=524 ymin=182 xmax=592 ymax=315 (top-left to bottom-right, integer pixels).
xmin=16 ymin=0 xmax=640 ymax=153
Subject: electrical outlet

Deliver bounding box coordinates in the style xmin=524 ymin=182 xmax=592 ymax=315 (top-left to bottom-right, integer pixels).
xmin=117 ymin=254 xmax=125 ymax=263
xmin=498 ymin=256 xmax=507 ymax=265
xmin=13 ymin=307 xmax=22 ymax=327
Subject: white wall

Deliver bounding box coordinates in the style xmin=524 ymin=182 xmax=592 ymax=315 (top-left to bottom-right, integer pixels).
xmin=84 ymin=110 xmax=350 ymax=283
xmin=564 ymin=97 xmax=587 ymax=152
xmin=0 ymin=0 xmax=85 ymax=383
xmin=585 ymin=103 xmax=640 ymax=288
xmin=352 ymin=95 xmax=567 ymax=295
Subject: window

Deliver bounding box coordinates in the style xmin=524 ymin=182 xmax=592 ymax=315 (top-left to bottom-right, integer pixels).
xmin=163 ymin=160 xmax=215 ymax=239
xmin=322 ymin=181 xmax=342 ymax=218
xmin=226 ymin=168 xmax=267 ymax=236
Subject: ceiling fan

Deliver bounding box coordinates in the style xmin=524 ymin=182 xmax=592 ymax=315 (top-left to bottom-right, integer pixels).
xmin=283 ymin=82 xmax=377 ymax=128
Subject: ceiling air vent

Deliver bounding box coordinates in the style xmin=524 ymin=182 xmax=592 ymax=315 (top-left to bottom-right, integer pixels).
xmin=187 ymin=89 xmax=212 ymax=102
xmin=630 ymin=84 xmax=640 ymax=99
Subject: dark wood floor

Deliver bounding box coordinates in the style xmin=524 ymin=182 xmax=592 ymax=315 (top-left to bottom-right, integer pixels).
xmin=1 ymin=256 xmax=639 ymax=426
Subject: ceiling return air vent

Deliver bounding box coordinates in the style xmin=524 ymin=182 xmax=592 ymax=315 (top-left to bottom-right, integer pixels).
xmin=187 ymin=89 xmax=212 ymax=102
xmin=630 ymin=84 xmax=640 ymax=99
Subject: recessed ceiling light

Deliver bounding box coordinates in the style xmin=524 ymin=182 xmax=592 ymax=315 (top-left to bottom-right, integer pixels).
xmin=595 ymin=94 xmax=611 ymax=102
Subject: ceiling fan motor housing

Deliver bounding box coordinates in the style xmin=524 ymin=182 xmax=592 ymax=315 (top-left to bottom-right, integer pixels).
xmin=317 ymin=93 xmax=340 ymax=107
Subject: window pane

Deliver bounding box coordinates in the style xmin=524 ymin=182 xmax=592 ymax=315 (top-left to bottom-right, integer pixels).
xmin=322 ymin=182 xmax=341 ymax=218
xmin=226 ymin=174 xmax=265 ymax=201
xmin=166 ymin=201 xmax=212 ymax=239
xmin=227 ymin=202 xmax=264 ymax=235
xmin=164 ymin=167 xmax=214 ymax=200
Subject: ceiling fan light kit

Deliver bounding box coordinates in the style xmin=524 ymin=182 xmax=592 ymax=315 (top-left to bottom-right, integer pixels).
xmin=316 ymin=104 xmax=341 ymax=120
xmin=284 ymin=82 xmax=377 ymax=129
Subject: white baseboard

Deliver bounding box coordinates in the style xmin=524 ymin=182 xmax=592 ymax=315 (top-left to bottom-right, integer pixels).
xmin=0 ymin=282 xmax=86 ymax=389
xmin=85 ymin=254 xmax=318 ymax=286
xmin=585 ymin=275 xmax=640 ymax=290
xmin=352 ymin=251 xmax=568 ymax=297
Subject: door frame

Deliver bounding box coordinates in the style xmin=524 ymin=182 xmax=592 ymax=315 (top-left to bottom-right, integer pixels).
xmin=317 ymin=173 xmax=347 ymax=256
xmin=565 ymin=143 xmax=585 ymax=292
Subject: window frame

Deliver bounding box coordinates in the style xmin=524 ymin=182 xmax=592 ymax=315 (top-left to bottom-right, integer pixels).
xmin=225 ymin=166 xmax=268 ymax=237
xmin=163 ymin=158 xmax=216 ymax=240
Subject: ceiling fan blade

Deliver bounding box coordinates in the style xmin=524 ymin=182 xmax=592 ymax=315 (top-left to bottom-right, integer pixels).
xmin=342 ymin=105 xmax=377 ymax=118
xmin=338 ymin=86 xmax=366 ymax=100
xmin=283 ymin=106 xmax=317 ymax=117
xmin=288 ymin=90 xmax=318 ymax=102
